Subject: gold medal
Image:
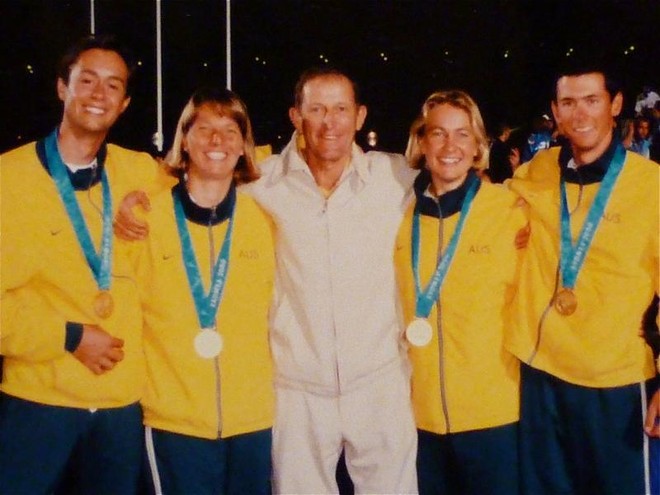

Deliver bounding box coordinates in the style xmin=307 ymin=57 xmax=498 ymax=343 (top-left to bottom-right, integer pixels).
xmin=93 ymin=290 xmax=114 ymax=319
xmin=554 ymin=288 xmax=577 ymax=316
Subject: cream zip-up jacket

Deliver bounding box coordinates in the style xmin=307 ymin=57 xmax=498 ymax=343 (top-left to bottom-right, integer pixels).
xmin=244 ymin=134 xmax=417 ymax=396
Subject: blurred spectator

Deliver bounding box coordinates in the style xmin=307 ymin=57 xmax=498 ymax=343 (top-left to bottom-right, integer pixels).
xmin=634 ymin=85 xmax=660 ymax=116
xmin=650 ymin=101 xmax=660 ymax=163
xmin=630 ymin=116 xmax=652 ymax=159
xmin=487 ymin=122 xmax=516 ymax=183
xmin=521 ymin=114 xmax=554 ymax=163
xmin=619 ymin=118 xmax=635 ymax=150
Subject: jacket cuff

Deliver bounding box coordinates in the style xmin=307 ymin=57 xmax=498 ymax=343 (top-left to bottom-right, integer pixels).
xmin=65 ymin=322 xmax=84 ymax=352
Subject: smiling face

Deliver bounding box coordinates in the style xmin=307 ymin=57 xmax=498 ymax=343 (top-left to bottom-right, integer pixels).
xmin=552 ymin=72 xmax=622 ymax=165
xmin=420 ymin=103 xmax=478 ymax=195
xmin=183 ymin=104 xmax=245 ymax=184
xmin=57 ymin=48 xmax=130 ymax=138
xmin=289 ymin=74 xmax=366 ymax=171
xmin=635 ymin=119 xmax=650 ymax=140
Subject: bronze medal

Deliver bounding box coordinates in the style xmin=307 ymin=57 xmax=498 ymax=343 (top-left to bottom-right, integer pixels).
xmin=554 ymin=288 xmax=577 ymax=316
xmin=93 ymin=291 xmax=114 ymax=319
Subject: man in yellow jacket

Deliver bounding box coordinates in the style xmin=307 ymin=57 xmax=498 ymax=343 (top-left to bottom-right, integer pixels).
xmin=507 ymin=60 xmax=659 ymax=495
xmin=0 ymin=35 xmax=160 ymax=494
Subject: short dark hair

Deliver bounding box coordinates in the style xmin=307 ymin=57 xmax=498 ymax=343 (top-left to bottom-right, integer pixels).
xmin=551 ymin=58 xmax=621 ymax=102
xmin=293 ymin=66 xmax=361 ymax=108
xmin=57 ymin=34 xmax=137 ymax=96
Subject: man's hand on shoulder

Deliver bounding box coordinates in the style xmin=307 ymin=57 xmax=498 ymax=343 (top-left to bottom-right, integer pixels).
xmin=114 ymin=190 xmax=150 ymax=241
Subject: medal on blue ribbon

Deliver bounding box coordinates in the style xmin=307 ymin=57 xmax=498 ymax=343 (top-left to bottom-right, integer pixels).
xmin=555 ymin=144 xmax=626 ymax=316
xmin=44 ymin=130 xmax=114 ymax=319
xmin=173 ymin=188 xmax=235 ymax=359
xmin=408 ymin=174 xmax=479 ymax=346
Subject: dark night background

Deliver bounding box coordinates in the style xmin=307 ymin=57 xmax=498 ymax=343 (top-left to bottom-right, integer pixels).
xmin=1 ymin=0 xmax=658 ymax=156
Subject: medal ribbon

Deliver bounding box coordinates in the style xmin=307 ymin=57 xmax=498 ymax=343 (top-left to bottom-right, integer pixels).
xmin=173 ymin=188 xmax=235 ymax=329
xmin=412 ymin=174 xmax=479 ymax=318
xmin=44 ymin=129 xmax=113 ymax=291
xmin=559 ymin=144 xmax=626 ymax=289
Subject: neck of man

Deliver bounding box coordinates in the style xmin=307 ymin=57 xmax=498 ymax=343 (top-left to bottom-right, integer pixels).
xmin=57 ymin=121 xmax=107 ymax=165
xmin=303 ymin=150 xmax=351 ymax=191
xmin=572 ymin=132 xmax=613 ymax=167
xmin=186 ymin=173 xmax=232 ymax=208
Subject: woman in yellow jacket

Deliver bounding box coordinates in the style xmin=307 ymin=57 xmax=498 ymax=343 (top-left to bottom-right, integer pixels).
xmin=395 ymin=90 xmax=526 ymax=495
xmin=132 ymin=87 xmax=275 ymax=494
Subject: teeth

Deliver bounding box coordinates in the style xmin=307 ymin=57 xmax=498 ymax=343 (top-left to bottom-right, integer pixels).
xmin=86 ymin=106 xmax=105 ymax=115
xmin=440 ymin=157 xmax=460 ymax=164
xmin=206 ymin=152 xmax=227 ymax=160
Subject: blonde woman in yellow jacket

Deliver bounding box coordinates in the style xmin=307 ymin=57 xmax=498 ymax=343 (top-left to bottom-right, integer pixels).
xmin=395 ymin=90 xmax=526 ymax=495
xmin=132 ymin=87 xmax=275 ymax=495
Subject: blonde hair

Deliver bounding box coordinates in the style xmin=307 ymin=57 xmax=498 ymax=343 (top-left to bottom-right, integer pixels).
xmin=164 ymin=87 xmax=259 ymax=184
xmin=406 ymin=89 xmax=490 ymax=171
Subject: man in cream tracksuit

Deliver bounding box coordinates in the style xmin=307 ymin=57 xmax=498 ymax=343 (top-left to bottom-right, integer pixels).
xmin=244 ymin=67 xmax=418 ymax=494
xmin=114 ymin=66 xmax=419 ymax=493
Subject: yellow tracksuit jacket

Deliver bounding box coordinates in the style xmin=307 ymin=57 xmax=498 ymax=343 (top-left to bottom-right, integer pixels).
xmin=0 ymin=138 xmax=159 ymax=408
xmin=506 ymin=146 xmax=658 ymax=387
xmin=134 ymin=184 xmax=275 ymax=439
xmin=395 ymin=176 xmax=526 ymax=434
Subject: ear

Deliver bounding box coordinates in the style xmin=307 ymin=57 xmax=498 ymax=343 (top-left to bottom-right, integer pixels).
xmin=418 ymin=134 xmax=427 ymax=157
xmin=551 ymin=100 xmax=560 ymax=124
xmin=611 ymin=92 xmax=623 ymax=118
xmin=289 ymin=107 xmax=303 ymax=132
xmin=355 ymin=105 xmax=367 ymax=131
xmin=57 ymin=78 xmax=68 ymax=102
xmin=119 ymin=96 xmax=131 ymax=115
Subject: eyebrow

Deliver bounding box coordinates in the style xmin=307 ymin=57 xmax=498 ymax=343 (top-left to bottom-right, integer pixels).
xmin=79 ymin=69 xmax=127 ymax=86
xmin=427 ymin=125 xmax=471 ymax=132
xmin=559 ymin=92 xmax=602 ymax=101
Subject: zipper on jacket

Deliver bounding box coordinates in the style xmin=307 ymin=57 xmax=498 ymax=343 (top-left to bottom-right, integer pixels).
xmin=527 ymin=181 xmax=584 ymax=366
xmin=435 ymin=206 xmax=451 ymax=433
xmin=320 ymin=196 xmax=341 ymax=394
xmin=526 ymin=268 xmax=558 ymax=365
xmin=208 ymin=209 xmax=223 ymax=434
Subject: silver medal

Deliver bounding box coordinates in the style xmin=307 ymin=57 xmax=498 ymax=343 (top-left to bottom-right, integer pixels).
xmin=194 ymin=328 xmax=223 ymax=358
xmin=406 ymin=318 xmax=433 ymax=347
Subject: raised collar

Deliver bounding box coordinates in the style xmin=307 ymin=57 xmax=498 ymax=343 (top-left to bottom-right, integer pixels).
xmin=414 ymin=168 xmax=481 ymax=219
xmin=172 ymin=179 xmax=235 ymax=226
xmin=36 ymin=127 xmax=108 ymax=191
xmin=269 ymin=132 xmax=371 ymax=186
xmin=558 ymin=132 xmax=620 ymax=184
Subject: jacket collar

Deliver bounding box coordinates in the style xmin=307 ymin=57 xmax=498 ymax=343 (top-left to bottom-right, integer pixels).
xmin=413 ymin=168 xmax=481 ymax=219
xmin=269 ymin=132 xmax=371 ymax=187
xmin=172 ymin=179 xmax=236 ymax=226
xmin=36 ymin=127 xmax=108 ymax=191
xmin=558 ymin=132 xmax=620 ymax=184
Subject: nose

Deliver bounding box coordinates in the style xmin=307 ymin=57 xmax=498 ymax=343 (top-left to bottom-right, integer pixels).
xmin=90 ymin=81 xmax=105 ymax=99
xmin=322 ymin=109 xmax=336 ymax=127
xmin=443 ymin=134 xmax=458 ymax=150
xmin=573 ymin=100 xmax=588 ymax=119
xmin=210 ymin=131 xmax=222 ymax=145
